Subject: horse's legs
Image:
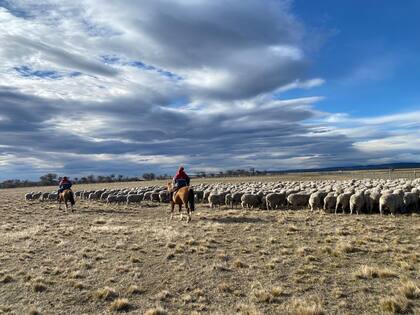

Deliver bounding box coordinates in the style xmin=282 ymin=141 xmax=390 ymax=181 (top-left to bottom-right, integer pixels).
xmin=170 ymin=202 xmax=175 ymax=220
xmin=58 ymin=196 xmax=62 ymax=210
xmin=178 ymin=204 xmax=183 ymax=221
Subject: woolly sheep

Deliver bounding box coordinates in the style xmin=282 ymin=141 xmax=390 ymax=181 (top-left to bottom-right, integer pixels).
xmin=287 ymin=193 xmax=310 ymax=208
xmin=127 ymin=194 xmax=142 ymax=204
xmin=323 ymin=192 xmax=337 ymax=212
xmin=241 ymin=194 xmax=261 ymax=209
xmin=335 ymin=192 xmax=352 ymax=214
xmin=309 ymin=191 xmax=327 ymax=211
xmin=266 ymin=193 xmax=286 ymax=210
xmin=350 ymin=191 xmax=365 ymax=215
xmin=379 ymin=193 xmax=404 ymax=215
xmin=403 ymin=192 xmax=419 ymax=212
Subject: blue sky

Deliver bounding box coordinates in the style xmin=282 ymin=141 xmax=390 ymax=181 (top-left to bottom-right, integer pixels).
xmin=0 ymin=0 xmax=419 ymax=180
xmin=291 ymin=0 xmax=420 ymax=116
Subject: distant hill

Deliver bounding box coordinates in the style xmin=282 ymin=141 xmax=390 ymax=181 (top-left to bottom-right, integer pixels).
xmin=270 ymin=162 xmax=420 ymax=174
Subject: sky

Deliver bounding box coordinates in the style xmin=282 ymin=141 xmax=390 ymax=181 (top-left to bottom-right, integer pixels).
xmin=0 ymin=0 xmax=419 ymax=180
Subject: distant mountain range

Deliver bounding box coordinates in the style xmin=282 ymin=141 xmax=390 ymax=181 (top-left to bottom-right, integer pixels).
xmin=271 ymin=162 xmax=420 ymax=174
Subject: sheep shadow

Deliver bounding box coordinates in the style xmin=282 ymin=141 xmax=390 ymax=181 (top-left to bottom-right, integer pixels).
xmin=200 ymin=216 xmax=268 ymax=224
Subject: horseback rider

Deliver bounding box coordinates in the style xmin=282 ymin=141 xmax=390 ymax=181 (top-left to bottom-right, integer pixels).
xmin=58 ymin=176 xmax=72 ymax=194
xmin=173 ymin=166 xmax=190 ymax=189
xmin=170 ymin=166 xmax=190 ymax=200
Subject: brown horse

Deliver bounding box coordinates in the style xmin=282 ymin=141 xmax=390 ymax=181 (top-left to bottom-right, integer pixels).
xmin=58 ymin=189 xmax=75 ymax=212
xmin=167 ymin=182 xmax=195 ymax=222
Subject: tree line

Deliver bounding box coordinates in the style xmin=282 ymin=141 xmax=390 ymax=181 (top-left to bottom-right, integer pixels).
xmin=0 ymin=169 xmax=269 ymax=189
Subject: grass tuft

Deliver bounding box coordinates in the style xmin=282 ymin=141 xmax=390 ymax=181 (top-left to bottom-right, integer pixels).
xmin=354 ymin=265 xmax=397 ymax=279
xmin=380 ymin=295 xmax=411 ymax=314
xmin=144 ymin=308 xmax=168 ymax=315
xmin=127 ymin=285 xmax=144 ymax=295
xmin=95 ymin=286 xmax=118 ymax=301
xmin=396 ymin=280 xmax=420 ymax=299
xmin=287 ymin=298 xmax=324 ymax=315
xmin=109 ymin=298 xmax=131 ymax=312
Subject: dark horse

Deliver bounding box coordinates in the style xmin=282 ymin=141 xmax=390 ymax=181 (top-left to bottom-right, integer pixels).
xmin=58 ymin=189 xmax=75 ymax=212
xmin=167 ymin=182 xmax=195 ymax=222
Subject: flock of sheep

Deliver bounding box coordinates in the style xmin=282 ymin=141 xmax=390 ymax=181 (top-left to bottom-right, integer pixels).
xmin=24 ymin=177 xmax=420 ymax=215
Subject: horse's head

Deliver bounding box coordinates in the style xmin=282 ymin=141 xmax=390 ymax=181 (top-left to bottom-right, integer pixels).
xmin=167 ymin=182 xmax=173 ymax=191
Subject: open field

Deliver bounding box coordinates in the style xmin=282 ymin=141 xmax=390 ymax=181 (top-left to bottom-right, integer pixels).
xmin=1 ymin=175 xmax=420 ymax=314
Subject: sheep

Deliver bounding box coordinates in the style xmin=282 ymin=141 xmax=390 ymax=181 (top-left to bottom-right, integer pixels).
xmin=150 ymin=192 xmax=160 ymax=202
xmin=266 ymin=193 xmax=286 ymax=210
xmin=309 ymin=191 xmax=327 ymax=211
xmin=25 ymin=192 xmax=33 ymax=201
xmin=241 ymin=194 xmax=261 ymax=209
xmin=116 ymin=195 xmax=127 ymax=204
xmin=143 ymin=191 xmax=152 ymax=201
xmin=194 ymin=190 xmax=204 ymax=203
xmin=159 ymin=191 xmax=170 ymax=203
xmin=403 ymin=192 xmax=419 ymax=212
xmin=260 ymin=195 xmax=268 ymax=210
xmin=225 ymin=194 xmax=233 ymax=208
xmin=364 ymin=190 xmax=381 ymax=213
xmin=208 ymin=193 xmax=223 ymax=208
xmin=100 ymin=191 xmax=111 ymax=201
xmin=48 ymin=193 xmax=58 ymax=201
xmin=379 ymin=193 xmax=404 ymax=215
xmin=350 ymin=191 xmax=365 ymax=215
xmin=203 ymin=191 xmax=211 ymax=203
xmin=106 ymin=195 xmax=117 ymax=204
xmin=230 ymin=192 xmax=243 ymax=208
xmin=32 ymin=192 xmax=42 ymax=200
xmin=41 ymin=192 xmax=50 ymax=201
xmin=323 ymin=192 xmax=337 ymax=212
xmin=335 ymin=192 xmax=352 ymax=214
xmin=287 ymin=193 xmax=310 ymax=208
xmin=126 ymin=194 xmax=142 ymax=205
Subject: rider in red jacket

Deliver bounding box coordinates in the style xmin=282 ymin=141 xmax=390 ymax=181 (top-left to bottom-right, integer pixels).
xmin=58 ymin=176 xmax=72 ymax=193
xmin=173 ymin=166 xmax=190 ymax=189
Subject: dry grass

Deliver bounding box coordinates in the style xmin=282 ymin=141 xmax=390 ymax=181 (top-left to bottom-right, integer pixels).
xmin=144 ymin=308 xmax=168 ymax=315
xmin=286 ymin=298 xmax=324 ymax=315
xmin=380 ymin=295 xmax=411 ymax=314
xmin=0 ymin=183 xmax=419 ymax=314
xmin=95 ymin=286 xmax=118 ymax=301
xmin=127 ymin=285 xmax=144 ymax=295
xmin=354 ymin=265 xmax=398 ymax=279
xmin=397 ymin=280 xmax=420 ymax=299
xmin=109 ymin=298 xmax=131 ymax=312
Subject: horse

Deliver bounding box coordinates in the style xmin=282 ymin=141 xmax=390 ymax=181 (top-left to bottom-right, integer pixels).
xmin=167 ymin=182 xmax=195 ymax=222
xmin=58 ymin=189 xmax=75 ymax=212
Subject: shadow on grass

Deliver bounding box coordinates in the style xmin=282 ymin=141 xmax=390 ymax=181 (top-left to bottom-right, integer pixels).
xmin=200 ymin=216 xmax=268 ymax=224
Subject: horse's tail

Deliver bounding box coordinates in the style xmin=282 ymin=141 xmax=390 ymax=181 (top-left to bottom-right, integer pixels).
xmin=69 ymin=191 xmax=75 ymax=206
xmin=188 ymin=188 xmax=195 ymax=212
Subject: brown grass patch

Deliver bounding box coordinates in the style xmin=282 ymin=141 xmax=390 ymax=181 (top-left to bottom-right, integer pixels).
xmin=380 ymin=295 xmax=411 ymax=314
xmin=233 ymin=260 xmax=249 ymax=268
xmin=286 ymin=298 xmax=324 ymax=315
xmin=156 ymin=290 xmax=171 ymax=301
xmin=354 ymin=265 xmax=397 ymax=279
xmin=127 ymin=285 xmax=144 ymax=295
xmin=144 ymin=308 xmax=168 ymax=315
xmin=397 ymin=280 xmax=420 ymax=299
xmin=95 ymin=286 xmax=118 ymax=301
xmin=109 ymin=298 xmax=131 ymax=312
